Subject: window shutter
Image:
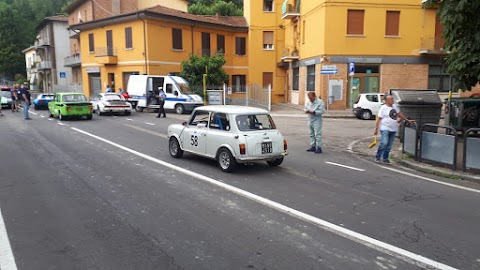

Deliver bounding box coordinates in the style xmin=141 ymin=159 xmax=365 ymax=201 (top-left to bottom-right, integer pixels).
xmin=263 ymin=31 xmax=274 ymax=45
xmin=88 ymin=33 xmax=94 ymax=52
xmin=172 ymin=28 xmax=183 ymax=50
xmin=125 ymin=27 xmax=132 ymax=48
xmin=347 ymin=10 xmax=364 ymax=35
xmin=385 ymin=11 xmax=400 ymax=36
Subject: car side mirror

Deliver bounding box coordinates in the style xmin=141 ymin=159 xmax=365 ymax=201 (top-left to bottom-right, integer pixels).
xmin=197 ymin=123 xmax=207 ymax=129
xmin=174 ymin=92 xmax=179 ymax=96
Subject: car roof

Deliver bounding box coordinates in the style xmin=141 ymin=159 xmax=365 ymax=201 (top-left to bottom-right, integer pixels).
xmin=56 ymin=92 xmax=85 ymax=95
xmin=195 ymin=105 xmax=269 ymax=114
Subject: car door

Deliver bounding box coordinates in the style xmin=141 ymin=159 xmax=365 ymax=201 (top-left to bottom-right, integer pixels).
xmin=49 ymin=94 xmax=59 ymax=115
xmin=182 ymin=110 xmax=209 ymax=155
xmin=205 ymin=112 xmax=233 ymax=158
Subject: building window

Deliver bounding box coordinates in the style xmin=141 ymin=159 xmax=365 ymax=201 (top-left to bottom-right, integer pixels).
xmin=125 ymin=27 xmax=132 ymax=49
xmin=88 ymin=33 xmax=94 ymax=53
xmin=202 ymin=32 xmax=211 ymax=56
xmin=347 ymin=10 xmax=365 ymax=35
xmin=263 ymin=31 xmax=274 ymax=50
xmin=306 ymin=65 xmax=315 ymax=91
xmin=293 ymin=67 xmax=299 ymax=91
xmin=235 ymin=37 xmax=246 ymax=56
xmin=172 ymin=28 xmax=183 ymax=50
xmin=428 ymin=64 xmax=456 ymax=92
xmin=217 ymin=35 xmax=225 ymax=54
xmin=385 ymin=11 xmax=400 ymax=36
xmin=232 ymin=75 xmax=246 ymax=93
xmin=264 ymin=0 xmax=274 ymax=12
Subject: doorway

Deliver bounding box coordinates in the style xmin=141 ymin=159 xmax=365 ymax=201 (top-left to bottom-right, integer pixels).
xmin=348 ymin=65 xmax=380 ymax=107
xmin=89 ymin=73 xmax=101 ymax=96
xmin=108 ymin=73 xmax=115 ymax=92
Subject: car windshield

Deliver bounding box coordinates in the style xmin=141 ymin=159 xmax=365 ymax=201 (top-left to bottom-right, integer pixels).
xmin=0 ymin=91 xmax=10 ymax=98
xmin=235 ymin=114 xmax=276 ymax=131
xmin=41 ymin=95 xmax=54 ymax=100
xmin=62 ymin=94 xmax=87 ymax=102
xmin=177 ymin=83 xmax=192 ymax=94
xmin=104 ymin=94 xmax=123 ymax=101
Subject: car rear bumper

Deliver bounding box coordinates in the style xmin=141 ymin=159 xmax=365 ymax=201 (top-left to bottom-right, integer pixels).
xmin=352 ymin=108 xmax=362 ymax=116
xmin=102 ymin=107 xmax=131 ymax=112
xmin=235 ymin=152 xmax=287 ymax=163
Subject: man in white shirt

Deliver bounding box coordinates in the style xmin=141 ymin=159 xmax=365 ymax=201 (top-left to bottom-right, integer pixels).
xmin=374 ymin=94 xmax=413 ymax=163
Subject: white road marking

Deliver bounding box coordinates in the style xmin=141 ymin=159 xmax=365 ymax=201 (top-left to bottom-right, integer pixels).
xmin=145 ymin=122 xmax=155 ymax=126
xmin=40 ymin=115 xmax=46 ymax=118
xmin=70 ymin=126 xmax=457 ymax=270
xmin=0 ymin=207 xmax=18 ymax=270
xmin=126 ymin=118 xmax=134 ymax=121
xmin=47 ymin=119 xmax=53 ymax=121
xmin=58 ymin=122 xmax=66 ymax=126
xmin=326 ymin=162 xmax=365 ymax=172
xmin=382 ymin=166 xmax=480 ymax=194
xmin=28 ymin=111 xmax=37 ymax=115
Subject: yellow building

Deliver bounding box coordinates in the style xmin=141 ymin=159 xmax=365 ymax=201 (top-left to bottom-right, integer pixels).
xmin=67 ymin=1 xmax=248 ymax=97
xmin=245 ymin=0 xmax=450 ymax=109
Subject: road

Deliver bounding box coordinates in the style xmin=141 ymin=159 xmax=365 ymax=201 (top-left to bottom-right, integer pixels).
xmin=0 ymin=108 xmax=479 ymax=270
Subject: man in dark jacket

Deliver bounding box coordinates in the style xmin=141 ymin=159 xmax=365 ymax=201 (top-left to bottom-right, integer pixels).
xmin=20 ymin=83 xmax=31 ymax=120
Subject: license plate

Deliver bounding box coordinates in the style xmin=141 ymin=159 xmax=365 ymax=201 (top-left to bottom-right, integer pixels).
xmin=261 ymin=142 xmax=272 ymax=154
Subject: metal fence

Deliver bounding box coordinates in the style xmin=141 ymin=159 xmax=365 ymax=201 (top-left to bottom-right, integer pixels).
xmin=464 ymin=128 xmax=480 ymax=172
xmin=402 ymin=122 xmax=419 ymax=159
xmin=224 ymin=84 xmax=272 ymax=111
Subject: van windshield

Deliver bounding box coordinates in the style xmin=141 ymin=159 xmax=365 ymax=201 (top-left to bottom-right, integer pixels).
xmin=178 ymin=83 xmax=192 ymax=94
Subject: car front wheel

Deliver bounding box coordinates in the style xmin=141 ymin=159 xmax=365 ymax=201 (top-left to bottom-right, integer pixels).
xmin=175 ymin=104 xmax=185 ymax=115
xmin=58 ymin=111 xmax=64 ymax=121
xmin=217 ymin=148 xmax=237 ymax=173
xmin=169 ymin=137 xmax=184 ymax=158
xmin=267 ymin=157 xmax=284 ymax=167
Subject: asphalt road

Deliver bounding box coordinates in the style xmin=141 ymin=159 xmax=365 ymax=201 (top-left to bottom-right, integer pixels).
xmin=0 ymin=108 xmax=479 ymax=270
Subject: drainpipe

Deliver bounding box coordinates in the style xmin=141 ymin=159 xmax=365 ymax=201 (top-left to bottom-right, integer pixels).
xmin=191 ymin=22 xmax=197 ymax=55
xmin=137 ymin=12 xmax=148 ymax=74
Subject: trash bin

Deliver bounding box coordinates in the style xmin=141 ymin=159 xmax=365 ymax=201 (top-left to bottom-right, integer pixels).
xmin=389 ymin=89 xmax=443 ymax=136
xmin=445 ymin=98 xmax=480 ymax=133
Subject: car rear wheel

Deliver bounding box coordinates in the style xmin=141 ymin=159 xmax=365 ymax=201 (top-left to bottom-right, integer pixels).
xmin=97 ymin=106 xmax=104 ymax=116
xmin=217 ymin=148 xmax=237 ymax=173
xmin=169 ymin=137 xmax=183 ymax=158
xmin=267 ymin=157 xmax=284 ymax=167
xmin=86 ymin=114 xmax=92 ymax=120
xmin=135 ymin=106 xmax=144 ymax=112
xmin=175 ymin=104 xmax=185 ymax=115
xmin=34 ymin=105 xmax=38 ymax=110
xmin=361 ymin=110 xmax=372 ymax=120
xmin=124 ymin=111 xmax=131 ymax=116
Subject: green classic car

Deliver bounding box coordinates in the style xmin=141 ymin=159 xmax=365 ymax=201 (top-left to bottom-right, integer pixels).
xmin=48 ymin=93 xmax=93 ymax=120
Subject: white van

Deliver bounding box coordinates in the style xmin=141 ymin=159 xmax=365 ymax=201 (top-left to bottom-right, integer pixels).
xmin=352 ymin=93 xmax=384 ymax=120
xmin=127 ymin=75 xmax=204 ymax=114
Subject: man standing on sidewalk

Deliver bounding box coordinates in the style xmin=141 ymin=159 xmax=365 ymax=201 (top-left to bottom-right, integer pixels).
xmin=20 ymin=83 xmax=31 ymax=120
xmin=304 ymin=92 xmax=325 ymax=154
xmin=374 ymin=94 xmax=413 ymax=163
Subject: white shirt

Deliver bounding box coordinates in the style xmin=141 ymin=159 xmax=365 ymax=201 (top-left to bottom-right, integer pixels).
xmin=378 ymin=104 xmax=400 ymax=132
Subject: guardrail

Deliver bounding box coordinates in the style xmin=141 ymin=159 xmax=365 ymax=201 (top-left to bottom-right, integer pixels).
xmin=463 ymin=128 xmax=480 ymax=172
xmin=419 ymin=124 xmax=458 ymax=170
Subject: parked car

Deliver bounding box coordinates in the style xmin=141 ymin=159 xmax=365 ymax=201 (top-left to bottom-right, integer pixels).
xmin=91 ymin=93 xmax=132 ymax=116
xmin=33 ymin=93 xmax=54 ymax=109
xmin=48 ymin=93 xmax=93 ymax=120
xmin=352 ymin=93 xmax=384 ymax=120
xmin=0 ymin=90 xmax=12 ymax=109
xmin=168 ymin=105 xmax=288 ymax=172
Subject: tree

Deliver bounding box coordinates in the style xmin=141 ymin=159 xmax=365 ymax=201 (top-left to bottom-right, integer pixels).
xmin=188 ymin=0 xmax=243 ymax=16
xmin=179 ymin=54 xmax=229 ymax=95
xmin=424 ymin=0 xmax=480 ymax=91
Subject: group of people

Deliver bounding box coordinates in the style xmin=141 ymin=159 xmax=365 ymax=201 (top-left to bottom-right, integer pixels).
xmin=1 ymin=83 xmax=32 ymax=120
xmin=304 ymin=92 xmax=413 ymax=163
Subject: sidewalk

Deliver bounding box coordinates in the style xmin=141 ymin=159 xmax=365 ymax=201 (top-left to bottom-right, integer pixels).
xmin=350 ymin=135 xmax=480 ymax=184
xmin=270 ymin=103 xmax=355 ymax=118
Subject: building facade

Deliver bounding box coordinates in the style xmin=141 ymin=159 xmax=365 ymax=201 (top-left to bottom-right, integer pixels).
xmin=246 ymin=0 xmax=452 ymax=109
xmin=66 ymin=1 xmax=248 ymax=97
xmin=24 ymin=16 xmax=71 ymax=93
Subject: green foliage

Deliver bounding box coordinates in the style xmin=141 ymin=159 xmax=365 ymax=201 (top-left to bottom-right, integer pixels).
xmin=188 ymin=0 xmax=243 ymax=16
xmin=179 ymin=54 xmax=229 ymax=95
xmin=424 ymin=0 xmax=480 ymax=91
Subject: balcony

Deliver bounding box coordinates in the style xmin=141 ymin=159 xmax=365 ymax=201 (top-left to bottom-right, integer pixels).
xmin=64 ymin=53 xmax=82 ymax=67
xmin=95 ymin=47 xmax=117 ymax=64
xmin=280 ymin=47 xmax=300 ymax=62
xmin=282 ymin=0 xmax=300 ymax=20
xmin=36 ymin=61 xmax=52 ymax=70
xmin=419 ymin=37 xmax=447 ymax=55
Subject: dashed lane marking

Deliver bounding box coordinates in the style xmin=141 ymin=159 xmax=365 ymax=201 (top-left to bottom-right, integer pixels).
xmin=145 ymin=122 xmax=155 ymax=126
xmin=326 ymin=161 xmax=365 ymax=172
xmin=58 ymin=122 xmax=66 ymax=126
xmin=70 ymin=126 xmax=458 ymax=270
xmin=126 ymin=118 xmax=134 ymax=121
xmin=28 ymin=111 xmax=37 ymax=115
xmin=0 ymin=207 xmax=18 ymax=270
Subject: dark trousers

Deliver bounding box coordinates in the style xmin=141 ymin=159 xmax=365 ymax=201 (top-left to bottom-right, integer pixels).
xmin=157 ymin=100 xmax=166 ymax=117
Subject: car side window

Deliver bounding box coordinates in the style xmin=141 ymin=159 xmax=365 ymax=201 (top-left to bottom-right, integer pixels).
xmin=165 ymin=84 xmax=173 ymax=94
xmin=209 ymin=113 xmax=230 ymax=131
xmin=371 ymin=95 xmax=378 ymax=102
xmin=189 ymin=111 xmax=210 ymax=126
xmin=366 ymin=95 xmax=375 ymax=102
xmin=55 ymin=95 xmax=60 ymax=102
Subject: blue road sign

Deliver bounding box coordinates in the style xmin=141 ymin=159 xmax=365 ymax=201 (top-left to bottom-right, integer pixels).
xmin=348 ymin=62 xmax=355 ymax=76
xmin=59 ymin=72 xmax=66 ymax=78
xmin=320 ymin=69 xmax=338 ymax=74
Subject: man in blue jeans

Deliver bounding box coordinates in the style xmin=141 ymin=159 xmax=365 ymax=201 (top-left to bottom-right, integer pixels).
xmin=20 ymin=83 xmax=31 ymax=120
xmin=374 ymin=95 xmax=413 ymax=163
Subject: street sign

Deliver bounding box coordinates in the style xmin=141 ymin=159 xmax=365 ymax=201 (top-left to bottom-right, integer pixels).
xmin=320 ymin=69 xmax=338 ymax=74
xmin=59 ymin=72 xmax=66 ymax=78
xmin=322 ymin=65 xmax=337 ymax=70
xmin=349 ymin=62 xmax=355 ymax=76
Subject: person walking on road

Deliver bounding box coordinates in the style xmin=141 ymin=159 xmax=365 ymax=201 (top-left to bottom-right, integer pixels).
xmin=10 ymin=85 xmax=18 ymax=112
xmin=156 ymin=87 xmax=166 ymax=118
xmin=20 ymin=83 xmax=31 ymax=120
xmin=374 ymin=94 xmax=413 ymax=163
xmin=304 ymin=92 xmax=325 ymax=154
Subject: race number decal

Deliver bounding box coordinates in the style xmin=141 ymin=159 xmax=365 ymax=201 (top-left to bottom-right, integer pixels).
xmin=191 ymin=135 xmax=198 ymax=147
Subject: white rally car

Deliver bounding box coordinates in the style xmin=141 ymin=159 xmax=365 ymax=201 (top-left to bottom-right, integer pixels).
xmin=91 ymin=93 xmax=132 ymax=116
xmin=167 ymin=105 xmax=288 ymax=172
